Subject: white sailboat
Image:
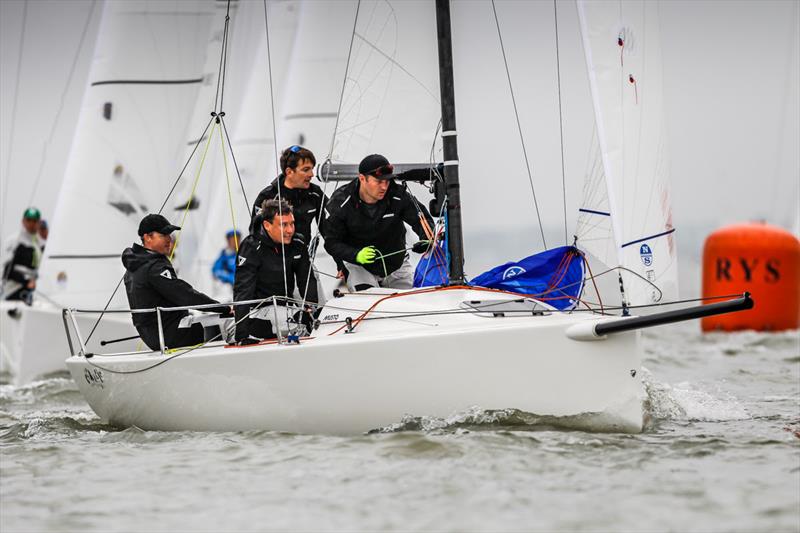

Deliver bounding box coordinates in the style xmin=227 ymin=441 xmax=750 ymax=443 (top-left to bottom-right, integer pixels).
xmin=63 ymin=0 xmax=750 ymax=434
xmin=3 ymin=0 xmax=223 ymax=384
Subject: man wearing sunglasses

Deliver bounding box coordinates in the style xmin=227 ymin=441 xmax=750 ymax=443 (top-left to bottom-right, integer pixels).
xmin=249 ymin=145 xmax=343 ymax=276
xmin=324 ymin=154 xmax=434 ymax=291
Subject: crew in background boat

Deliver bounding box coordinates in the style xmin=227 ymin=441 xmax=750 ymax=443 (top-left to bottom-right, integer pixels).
xmin=250 ymin=145 xmax=344 ymax=279
xmin=37 ymin=220 xmax=48 ymax=252
xmin=212 ymin=229 xmax=241 ymax=289
xmin=234 ymin=199 xmax=318 ymax=345
xmin=122 ymin=214 xmax=231 ymax=351
xmin=324 ymin=154 xmax=434 ymax=291
xmin=1 ymin=207 xmax=42 ymax=303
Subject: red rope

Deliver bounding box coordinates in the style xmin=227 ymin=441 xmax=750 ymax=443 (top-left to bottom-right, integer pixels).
xmin=328 ymin=250 xmax=596 ymax=336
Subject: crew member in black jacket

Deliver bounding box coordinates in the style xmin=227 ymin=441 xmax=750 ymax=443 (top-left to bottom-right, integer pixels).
xmin=122 ymin=214 xmax=230 ymax=351
xmin=324 ymin=154 xmax=434 ymax=291
xmin=234 ymin=199 xmax=318 ymax=345
xmin=249 ymin=145 xmax=344 ymax=279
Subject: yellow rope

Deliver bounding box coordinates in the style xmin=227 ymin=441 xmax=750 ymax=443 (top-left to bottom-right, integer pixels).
xmin=219 ymin=122 xmax=239 ymax=252
xmin=170 ymin=122 xmax=218 ymax=261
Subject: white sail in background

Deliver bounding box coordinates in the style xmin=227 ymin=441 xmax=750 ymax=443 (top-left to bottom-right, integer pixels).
xmin=37 ymin=0 xmax=218 ymax=308
xmin=279 ymin=1 xmax=440 ymax=164
xmin=575 ymin=0 xmax=677 ymax=306
xmin=332 ymin=0 xmax=440 ymax=163
xmin=276 ymin=1 xmax=356 ymax=161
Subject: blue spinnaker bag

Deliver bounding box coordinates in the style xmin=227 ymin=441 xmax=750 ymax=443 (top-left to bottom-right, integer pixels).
xmin=413 ymin=232 xmax=449 ymax=288
xmin=469 ymin=246 xmax=585 ymax=310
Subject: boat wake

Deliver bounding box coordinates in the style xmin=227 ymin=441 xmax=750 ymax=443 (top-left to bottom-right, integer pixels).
xmin=373 ymin=406 xmax=641 ymax=435
xmin=371 ymin=370 xmax=752 ymax=436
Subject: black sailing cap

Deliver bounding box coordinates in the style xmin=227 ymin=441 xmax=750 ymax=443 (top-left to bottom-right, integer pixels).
xmin=358 ymin=154 xmax=394 ymax=180
xmin=138 ymin=214 xmax=181 ymax=237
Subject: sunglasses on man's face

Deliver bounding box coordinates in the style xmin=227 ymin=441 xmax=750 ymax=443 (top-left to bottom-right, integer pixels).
xmin=368 ymin=164 xmax=394 ymax=178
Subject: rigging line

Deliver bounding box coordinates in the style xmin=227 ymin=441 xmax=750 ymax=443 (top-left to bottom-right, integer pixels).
xmin=212 ymin=0 xmax=231 ymax=113
xmin=219 ymin=120 xmax=239 ymax=252
xmin=88 ymin=115 xmax=215 ymax=343
xmin=84 ymin=276 xmax=125 ymax=344
xmin=218 ymin=3 xmax=232 ymax=113
xmin=2 ymin=0 xmax=28 ymax=255
xmin=170 ymin=122 xmax=219 ymax=261
xmin=298 ymin=0 xmax=364 ymax=313
xmin=352 ymin=32 xmax=440 ymax=103
xmin=262 ymin=0 xmax=289 ymax=319
xmin=28 ymin=0 xmax=97 ymax=207
xmin=326 ymin=0 xmax=361 ymax=160
xmin=158 ymin=115 xmax=215 ymax=213
xmin=491 ymin=0 xmax=547 ymax=250
xmin=553 ymin=0 xmax=568 ymax=246
xmin=262 ymin=0 xmax=279 ymax=176
xmin=219 ymin=116 xmax=250 ymax=210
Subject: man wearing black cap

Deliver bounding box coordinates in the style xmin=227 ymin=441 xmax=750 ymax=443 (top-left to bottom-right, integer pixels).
xmin=122 ymin=214 xmax=230 ymax=351
xmin=324 ymin=154 xmax=434 ymax=291
xmin=1 ymin=207 xmax=42 ymax=302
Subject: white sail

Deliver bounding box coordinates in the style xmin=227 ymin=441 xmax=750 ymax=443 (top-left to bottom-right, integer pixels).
xmin=576 ymin=0 xmax=677 ymax=306
xmin=37 ymin=0 xmax=218 ymax=309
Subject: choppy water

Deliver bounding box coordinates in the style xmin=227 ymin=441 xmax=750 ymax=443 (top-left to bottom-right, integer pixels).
xmin=1 ymin=324 xmax=798 ymax=532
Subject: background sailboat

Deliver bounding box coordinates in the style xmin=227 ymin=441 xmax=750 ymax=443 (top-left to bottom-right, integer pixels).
xmin=3 ymin=0 xmax=223 ymax=383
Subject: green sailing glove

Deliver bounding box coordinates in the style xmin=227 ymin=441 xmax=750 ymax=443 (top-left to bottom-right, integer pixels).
xmin=356 ymin=246 xmax=378 ymax=265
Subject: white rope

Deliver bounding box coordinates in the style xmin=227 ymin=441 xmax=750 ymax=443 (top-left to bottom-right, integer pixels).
xmin=262 ymin=0 xmax=290 ymax=327
xmin=297 ymin=0 xmax=363 ymax=314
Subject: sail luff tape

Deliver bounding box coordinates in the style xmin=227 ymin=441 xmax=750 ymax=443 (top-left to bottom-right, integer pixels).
xmin=441 ymin=130 xmax=457 ymax=137
xmin=444 ymin=160 xmax=459 ymax=166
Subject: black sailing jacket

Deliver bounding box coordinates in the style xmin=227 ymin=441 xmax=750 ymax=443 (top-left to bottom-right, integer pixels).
xmin=324 ymin=180 xmax=434 ymax=277
xmin=233 ymin=228 xmax=318 ymax=341
xmin=250 ymin=175 xmax=329 ymax=242
xmin=121 ymin=243 xmax=227 ymax=349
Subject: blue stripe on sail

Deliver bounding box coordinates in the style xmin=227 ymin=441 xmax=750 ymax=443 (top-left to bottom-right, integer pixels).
xmin=621 ymin=228 xmax=676 ymax=248
xmin=579 ymin=208 xmax=611 ymax=216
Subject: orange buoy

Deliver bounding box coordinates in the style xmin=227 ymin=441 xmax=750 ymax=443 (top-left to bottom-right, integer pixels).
xmin=702 ymin=222 xmax=800 ymax=332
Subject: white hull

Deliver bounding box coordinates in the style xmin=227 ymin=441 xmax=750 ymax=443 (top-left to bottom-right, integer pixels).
xmin=1 ymin=301 xmax=138 ymax=385
xmin=66 ymin=289 xmax=643 ymax=434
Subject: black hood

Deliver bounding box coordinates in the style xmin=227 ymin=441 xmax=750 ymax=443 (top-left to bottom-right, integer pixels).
xmin=121 ymin=243 xmax=162 ymax=273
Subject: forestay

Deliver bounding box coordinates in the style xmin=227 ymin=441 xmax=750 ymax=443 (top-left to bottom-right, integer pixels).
xmin=575 ymin=0 xmax=677 ymax=306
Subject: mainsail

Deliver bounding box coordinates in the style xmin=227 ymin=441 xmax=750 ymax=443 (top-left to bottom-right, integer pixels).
xmin=575 ymin=0 xmax=678 ymax=306
xmin=37 ymin=0 xmax=218 ymax=308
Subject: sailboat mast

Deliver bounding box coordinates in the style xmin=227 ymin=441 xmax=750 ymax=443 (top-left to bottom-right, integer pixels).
xmin=435 ymin=0 xmax=465 ymax=284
